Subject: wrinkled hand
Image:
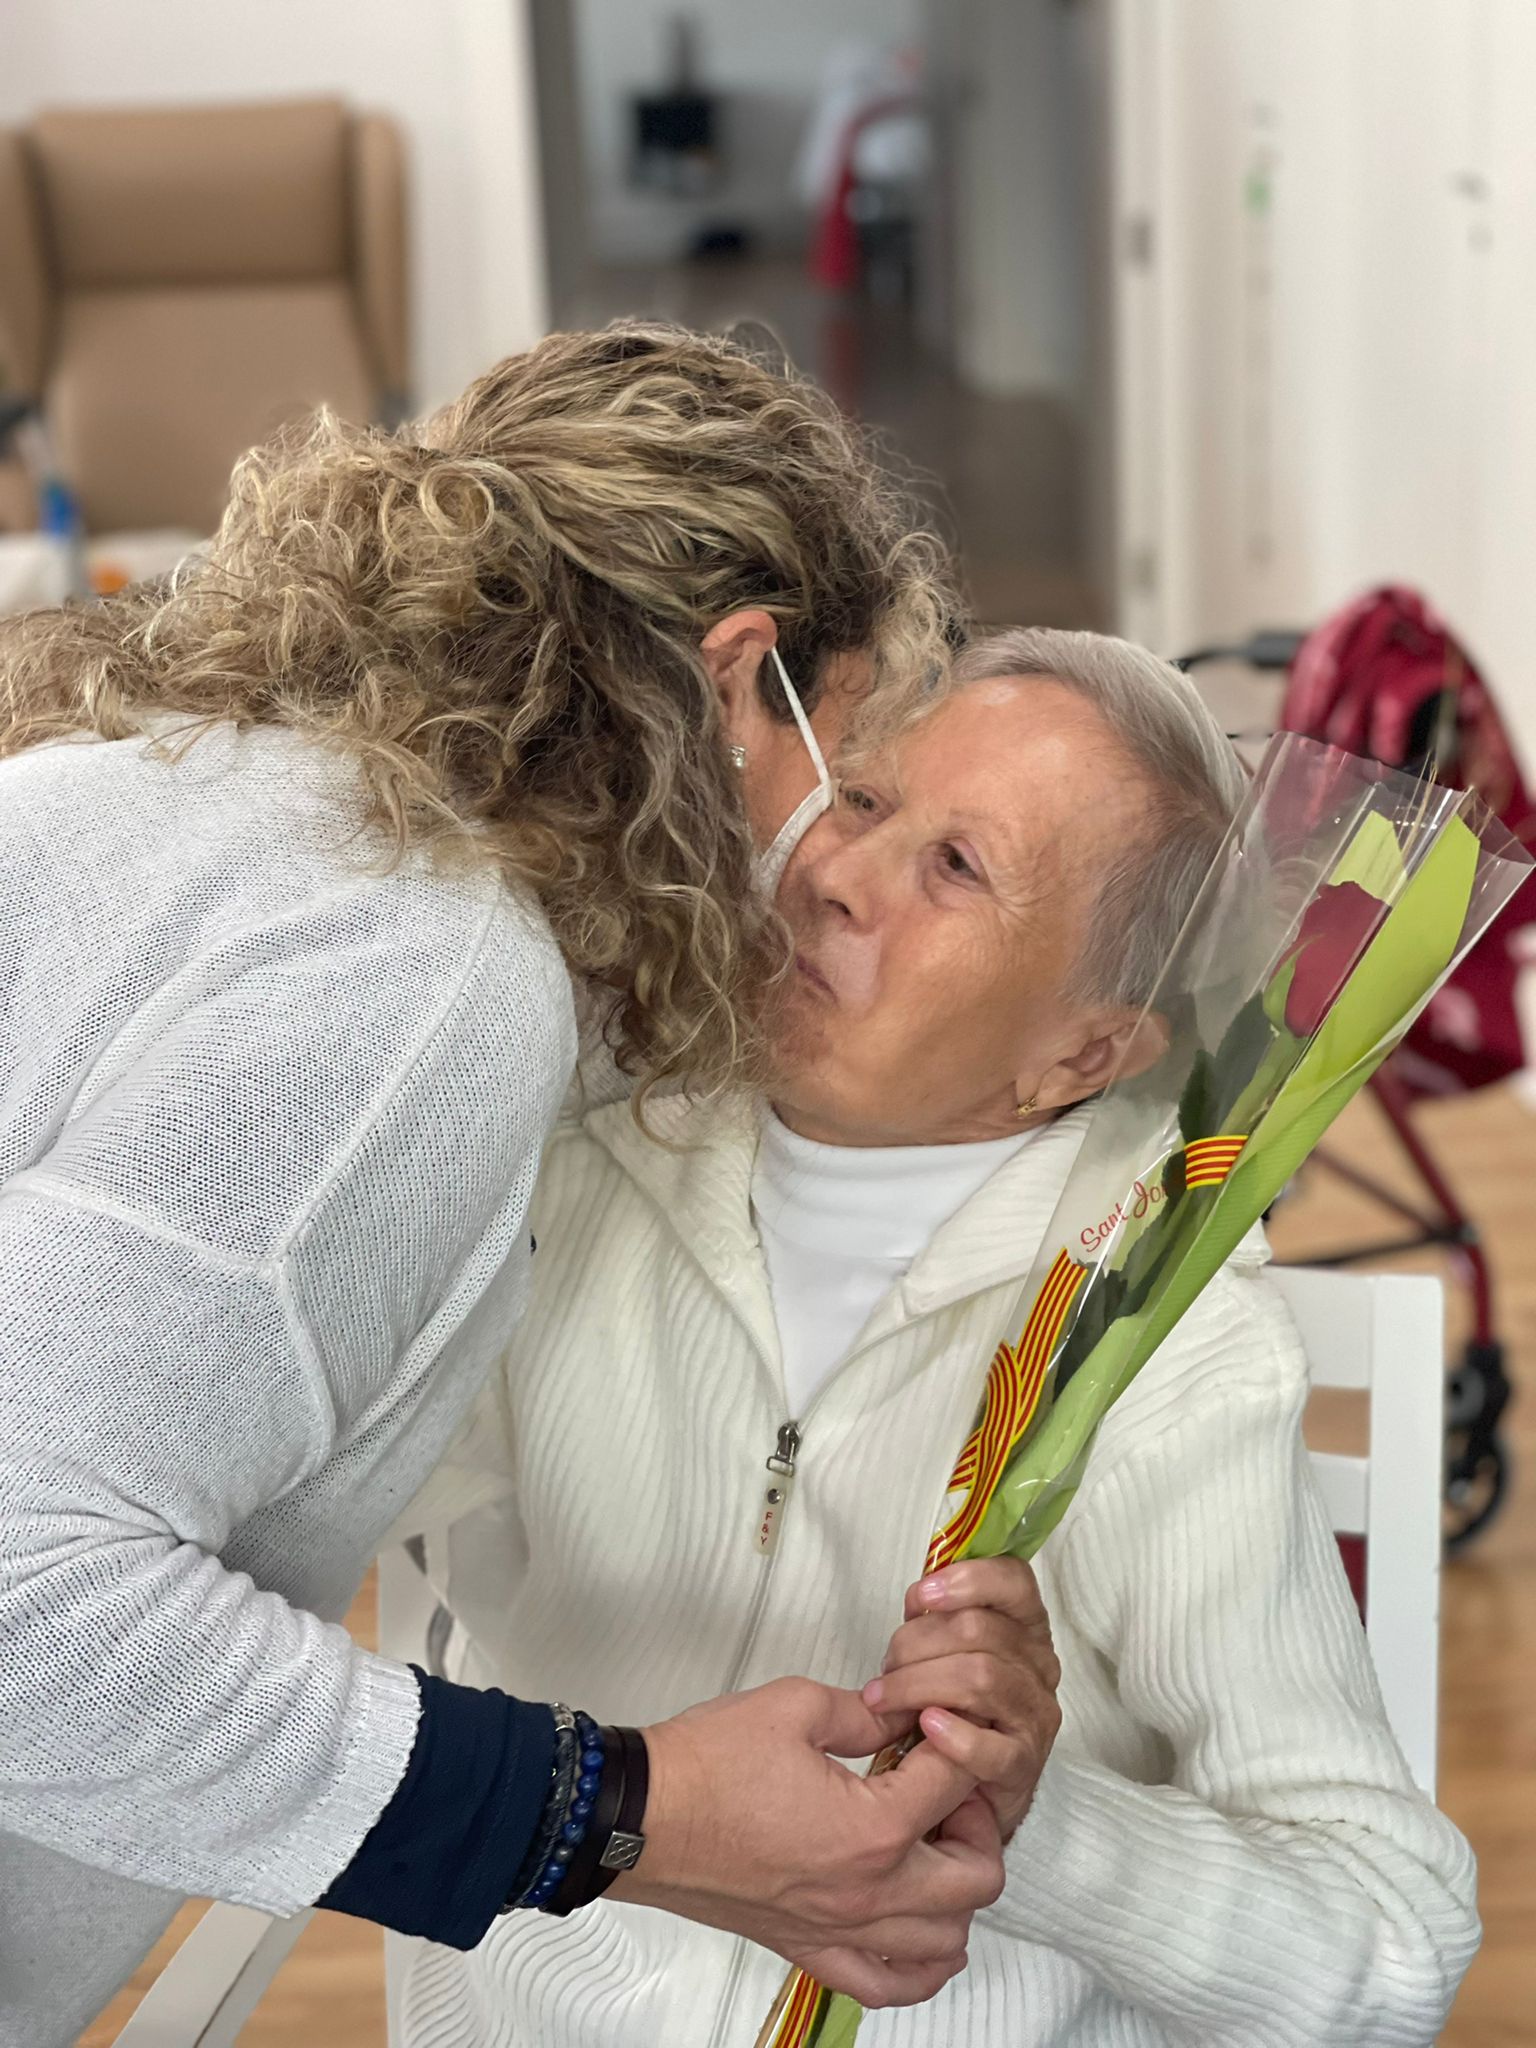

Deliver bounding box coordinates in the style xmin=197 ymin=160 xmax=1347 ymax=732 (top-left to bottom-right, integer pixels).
xmin=862 ymin=1558 xmax=1062 ymax=1840
xmin=614 ymin=1677 xmax=1004 ymax=2009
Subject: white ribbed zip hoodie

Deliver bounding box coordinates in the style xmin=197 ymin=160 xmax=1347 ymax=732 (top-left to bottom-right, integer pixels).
xmin=397 ymin=1095 xmax=1478 ymax=2048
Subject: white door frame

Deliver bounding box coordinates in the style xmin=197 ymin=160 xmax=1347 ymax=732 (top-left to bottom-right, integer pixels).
xmin=1105 ymin=0 xmax=1174 ymax=654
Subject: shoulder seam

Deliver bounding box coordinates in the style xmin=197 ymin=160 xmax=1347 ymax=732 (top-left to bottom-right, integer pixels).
xmin=8 ymin=1171 xmax=265 ymax=1274
xmin=271 ymin=891 xmax=567 ymax=1443
xmin=270 ymin=888 xmax=508 ymax=1262
xmin=0 ymin=1174 xmax=337 ymax=1462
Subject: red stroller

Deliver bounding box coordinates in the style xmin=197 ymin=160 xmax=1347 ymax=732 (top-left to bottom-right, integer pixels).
xmin=1182 ymin=589 xmax=1536 ymax=1549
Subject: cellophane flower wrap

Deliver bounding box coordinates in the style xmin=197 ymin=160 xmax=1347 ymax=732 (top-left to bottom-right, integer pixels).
xmin=757 ymin=733 xmax=1532 ymax=2048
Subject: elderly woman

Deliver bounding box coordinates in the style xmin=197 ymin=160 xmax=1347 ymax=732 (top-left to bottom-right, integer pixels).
xmin=400 ymin=628 xmax=1478 ymax=2047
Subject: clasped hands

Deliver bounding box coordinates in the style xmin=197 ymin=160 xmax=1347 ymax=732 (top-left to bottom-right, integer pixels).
xmin=864 ymin=1555 xmax=1063 ymax=1842
xmin=619 ymin=1557 xmax=1059 ymax=2010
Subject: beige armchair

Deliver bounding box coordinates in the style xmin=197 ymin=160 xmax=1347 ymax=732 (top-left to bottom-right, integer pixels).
xmin=0 ymin=98 xmax=409 ymax=535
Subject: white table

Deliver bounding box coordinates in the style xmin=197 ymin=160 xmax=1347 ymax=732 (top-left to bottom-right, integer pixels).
xmin=0 ymin=529 xmax=203 ymax=611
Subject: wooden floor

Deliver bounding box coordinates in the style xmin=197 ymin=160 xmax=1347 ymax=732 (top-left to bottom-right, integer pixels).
xmin=79 ymin=1083 xmax=1536 ymax=2046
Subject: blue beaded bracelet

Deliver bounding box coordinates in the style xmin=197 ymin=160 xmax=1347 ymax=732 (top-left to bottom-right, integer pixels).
xmin=504 ymin=1709 xmax=605 ymax=1913
xmin=524 ymin=1715 xmax=604 ymax=1910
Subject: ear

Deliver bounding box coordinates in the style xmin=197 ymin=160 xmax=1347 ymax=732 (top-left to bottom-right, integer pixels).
xmin=1027 ymin=1007 xmax=1170 ymax=1114
xmin=700 ymin=609 xmax=781 ymax=751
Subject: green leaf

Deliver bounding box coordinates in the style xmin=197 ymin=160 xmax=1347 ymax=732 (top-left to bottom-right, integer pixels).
xmin=1209 ymin=992 xmax=1280 ymax=1126
xmin=1178 ymin=1049 xmax=1216 ymax=1143
xmin=1261 ymin=953 xmax=1298 ymax=1031
xmin=1053 ymin=1258 xmax=1137 ymax=1389
xmin=1116 ymin=1183 xmax=1208 ymax=1314
xmin=1219 ymin=1017 xmax=1308 ymax=1142
xmin=816 ymin=1993 xmax=865 ymax=2048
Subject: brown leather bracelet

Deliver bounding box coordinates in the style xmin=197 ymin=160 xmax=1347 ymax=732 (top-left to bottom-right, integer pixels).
xmin=596 ymin=1725 xmax=649 ymax=1889
xmin=542 ymin=1725 xmax=648 ymax=1916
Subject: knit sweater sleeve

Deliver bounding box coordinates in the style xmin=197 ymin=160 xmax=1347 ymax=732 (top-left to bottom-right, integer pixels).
xmin=0 ymin=888 xmax=573 ymax=1915
xmin=984 ymin=1273 xmax=1479 ymax=2045
xmin=0 ymin=1183 xmax=431 ymax=1911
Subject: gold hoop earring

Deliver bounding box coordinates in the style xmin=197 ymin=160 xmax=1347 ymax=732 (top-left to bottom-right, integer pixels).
xmin=1015 ymin=1094 xmax=1039 ymax=1120
xmin=728 ymin=744 xmax=748 ymax=770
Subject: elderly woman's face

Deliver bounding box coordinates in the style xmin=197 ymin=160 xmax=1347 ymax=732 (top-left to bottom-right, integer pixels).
xmin=771 ymin=677 xmax=1155 ymax=1146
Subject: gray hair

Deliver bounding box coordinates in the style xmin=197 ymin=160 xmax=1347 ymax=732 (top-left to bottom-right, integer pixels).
xmin=951 ymin=627 xmax=1246 ymax=1008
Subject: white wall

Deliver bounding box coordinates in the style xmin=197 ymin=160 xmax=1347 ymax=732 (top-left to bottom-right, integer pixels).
xmin=529 ymin=0 xmax=591 ymax=323
xmin=571 ymin=0 xmax=920 ymax=264
xmin=1114 ymin=0 xmax=1536 ymax=770
xmin=941 ymin=0 xmax=1089 ymax=399
xmin=0 ymin=0 xmax=549 ymax=410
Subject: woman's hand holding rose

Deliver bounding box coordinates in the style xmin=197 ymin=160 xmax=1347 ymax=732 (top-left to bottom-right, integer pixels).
xmin=863 ymin=1557 xmax=1062 ymax=1840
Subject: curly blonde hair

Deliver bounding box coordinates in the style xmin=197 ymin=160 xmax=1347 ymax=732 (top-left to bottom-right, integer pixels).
xmin=0 ymin=323 xmax=959 ymax=1103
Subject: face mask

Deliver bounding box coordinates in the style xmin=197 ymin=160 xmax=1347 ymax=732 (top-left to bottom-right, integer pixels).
xmin=753 ymin=647 xmax=836 ymax=897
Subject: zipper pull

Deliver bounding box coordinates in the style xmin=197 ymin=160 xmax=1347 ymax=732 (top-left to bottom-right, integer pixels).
xmin=755 ymin=1421 xmax=800 ymax=1556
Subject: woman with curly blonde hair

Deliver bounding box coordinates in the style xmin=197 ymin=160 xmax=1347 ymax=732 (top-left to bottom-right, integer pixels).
xmin=0 ymin=324 xmax=1003 ymax=2048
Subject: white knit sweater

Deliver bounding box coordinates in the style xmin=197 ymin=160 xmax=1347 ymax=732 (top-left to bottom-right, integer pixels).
xmin=0 ymin=724 xmax=576 ymax=2048
xmin=397 ymin=1094 xmax=1478 ymax=2048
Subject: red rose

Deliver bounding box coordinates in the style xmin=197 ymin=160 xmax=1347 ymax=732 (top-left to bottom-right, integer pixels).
xmin=1279 ymin=880 xmax=1388 ymax=1036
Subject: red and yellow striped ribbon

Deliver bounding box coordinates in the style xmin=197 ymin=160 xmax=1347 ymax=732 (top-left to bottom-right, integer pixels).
xmin=760 ymin=1970 xmax=830 ymax=2048
xmin=762 ymin=1251 xmax=1087 ymax=2048
xmin=1183 ymin=1134 xmax=1247 ymax=1188
xmin=923 ymin=1248 xmax=1085 ymax=1573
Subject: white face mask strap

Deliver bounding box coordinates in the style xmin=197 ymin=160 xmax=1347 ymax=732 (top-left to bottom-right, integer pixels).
xmin=749 ymin=645 xmax=838 ymax=895
xmin=769 ymin=646 xmax=830 ymax=784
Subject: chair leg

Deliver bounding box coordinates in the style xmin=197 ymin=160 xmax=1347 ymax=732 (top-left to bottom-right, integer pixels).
xmin=111 ymin=1905 xmax=312 ymax=2048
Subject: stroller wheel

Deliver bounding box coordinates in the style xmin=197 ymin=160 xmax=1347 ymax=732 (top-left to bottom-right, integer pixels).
xmin=1444 ymin=1432 xmax=1510 ymax=1552
xmin=1443 ymin=1338 xmax=1513 ymax=1552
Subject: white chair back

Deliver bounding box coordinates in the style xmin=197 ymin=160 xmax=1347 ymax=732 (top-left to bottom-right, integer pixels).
xmin=1269 ymin=1265 xmax=1443 ymax=1796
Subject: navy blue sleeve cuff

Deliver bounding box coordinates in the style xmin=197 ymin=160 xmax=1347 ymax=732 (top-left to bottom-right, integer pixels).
xmin=319 ymin=1668 xmax=555 ymax=1949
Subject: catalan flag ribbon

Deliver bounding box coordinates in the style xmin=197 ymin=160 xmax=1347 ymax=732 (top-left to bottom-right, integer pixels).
xmin=763 ymin=1970 xmax=829 ymax=2048
xmin=763 ymin=1252 xmax=1088 ymax=2048
xmin=1183 ymin=1135 xmax=1247 ymax=1188
xmin=925 ymin=1251 xmax=1085 ymax=1574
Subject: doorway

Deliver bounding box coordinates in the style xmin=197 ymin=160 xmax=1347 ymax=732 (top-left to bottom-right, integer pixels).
xmin=527 ymin=0 xmax=1110 ymax=634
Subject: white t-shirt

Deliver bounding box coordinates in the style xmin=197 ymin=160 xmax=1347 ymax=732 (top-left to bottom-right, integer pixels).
xmin=0 ymin=721 xmax=577 ymax=2047
xmin=751 ymin=1111 xmax=1039 ymax=1417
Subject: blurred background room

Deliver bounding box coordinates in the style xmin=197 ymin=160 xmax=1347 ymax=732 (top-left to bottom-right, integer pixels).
xmin=1 ymin=2 xmax=1533 ymax=2043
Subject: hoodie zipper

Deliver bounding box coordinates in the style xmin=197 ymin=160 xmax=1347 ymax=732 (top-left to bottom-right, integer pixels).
xmin=702 ymin=1300 xmax=997 ymax=2043
xmin=754 ymin=1421 xmax=800 ymax=1555
xmin=727 ymin=1419 xmax=800 ymax=1688
xmin=707 ymin=1418 xmax=802 ymax=2048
